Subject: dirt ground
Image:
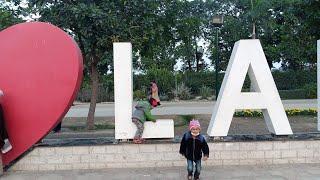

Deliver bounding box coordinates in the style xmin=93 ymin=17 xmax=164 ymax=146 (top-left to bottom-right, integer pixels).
xmin=61 ymin=114 xmax=318 ymax=136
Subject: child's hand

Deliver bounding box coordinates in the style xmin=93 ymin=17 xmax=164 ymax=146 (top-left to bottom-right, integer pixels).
xmin=203 ymin=156 xmax=208 ymax=161
xmin=180 ymin=154 xmax=185 ymax=159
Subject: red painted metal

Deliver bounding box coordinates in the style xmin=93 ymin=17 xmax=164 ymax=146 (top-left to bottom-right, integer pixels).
xmin=0 ymin=22 xmax=83 ymax=165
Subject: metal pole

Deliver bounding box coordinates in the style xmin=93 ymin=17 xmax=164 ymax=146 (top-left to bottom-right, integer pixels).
xmin=175 ymin=72 xmax=178 ymax=100
xmin=215 ymin=27 xmax=219 ymax=100
xmin=317 ymin=40 xmax=320 ymax=131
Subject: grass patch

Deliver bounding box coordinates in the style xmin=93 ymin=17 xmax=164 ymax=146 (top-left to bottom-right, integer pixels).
xmin=174 ymin=114 xmax=196 ymax=127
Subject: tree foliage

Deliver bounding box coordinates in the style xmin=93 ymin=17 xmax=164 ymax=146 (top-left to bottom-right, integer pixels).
xmin=0 ymin=1 xmax=22 ymax=30
xmin=3 ymin=0 xmax=319 ymax=128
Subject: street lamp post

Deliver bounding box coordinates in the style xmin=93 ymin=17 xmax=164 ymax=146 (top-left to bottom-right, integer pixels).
xmin=196 ymin=46 xmax=204 ymax=71
xmin=212 ymin=15 xmax=224 ymax=100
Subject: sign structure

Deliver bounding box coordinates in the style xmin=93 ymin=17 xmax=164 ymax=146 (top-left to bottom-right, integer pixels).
xmin=1 ymin=20 xmax=317 ymax=165
xmin=0 ymin=22 xmax=83 ymax=165
xmin=207 ymin=40 xmax=293 ymax=136
xmin=318 ymin=40 xmax=320 ymax=131
xmin=113 ymin=43 xmax=174 ymax=140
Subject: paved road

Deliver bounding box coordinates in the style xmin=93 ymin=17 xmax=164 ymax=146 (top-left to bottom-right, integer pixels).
xmin=2 ymin=164 xmax=320 ymax=180
xmin=65 ymin=99 xmax=317 ymax=117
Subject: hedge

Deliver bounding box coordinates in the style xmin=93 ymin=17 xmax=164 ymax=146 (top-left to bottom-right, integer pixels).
xmin=76 ymin=70 xmax=317 ymax=102
xmin=234 ymin=109 xmax=317 ymax=117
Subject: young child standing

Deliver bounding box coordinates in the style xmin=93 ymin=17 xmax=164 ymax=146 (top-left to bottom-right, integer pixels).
xmin=132 ymin=98 xmax=158 ymax=144
xmin=179 ymin=119 xmax=209 ymax=180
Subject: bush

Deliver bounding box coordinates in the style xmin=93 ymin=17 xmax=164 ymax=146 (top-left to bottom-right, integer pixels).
xmin=159 ymin=94 xmax=169 ymax=101
xmin=286 ymin=109 xmax=317 ymax=116
xmin=183 ymin=71 xmax=213 ymax=95
xmin=273 ymin=70 xmax=316 ymax=90
xmin=76 ymin=84 xmax=109 ymax=102
xmin=199 ymin=86 xmax=212 ymax=99
xmin=234 ymin=110 xmax=262 ymax=117
xmin=178 ymin=114 xmax=196 ymax=125
xmin=133 ymin=90 xmax=146 ymax=100
xmin=78 ymin=69 xmax=316 ymax=102
xmin=134 ymin=68 xmax=175 ymax=96
xmin=278 ymin=89 xmax=306 ymax=99
xmin=233 ymin=109 xmax=317 ymax=117
xmin=303 ymin=83 xmax=317 ymax=99
xmin=172 ymin=83 xmax=191 ymax=100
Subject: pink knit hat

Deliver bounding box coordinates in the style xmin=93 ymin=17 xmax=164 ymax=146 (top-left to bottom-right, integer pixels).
xmin=189 ymin=119 xmax=201 ymax=130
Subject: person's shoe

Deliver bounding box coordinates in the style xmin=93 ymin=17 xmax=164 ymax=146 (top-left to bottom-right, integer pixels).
xmin=140 ymin=138 xmax=146 ymax=143
xmin=187 ymin=175 xmax=192 ymax=180
xmin=133 ymin=138 xmax=142 ymax=144
xmin=1 ymin=139 xmax=12 ymax=154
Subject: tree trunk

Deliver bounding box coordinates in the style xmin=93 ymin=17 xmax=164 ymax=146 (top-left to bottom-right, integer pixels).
xmin=196 ymin=53 xmax=199 ymax=72
xmin=196 ymin=60 xmax=199 ymax=72
xmin=187 ymin=58 xmax=192 ymax=71
xmin=252 ymin=22 xmax=256 ymax=39
xmin=87 ymin=57 xmax=99 ymax=130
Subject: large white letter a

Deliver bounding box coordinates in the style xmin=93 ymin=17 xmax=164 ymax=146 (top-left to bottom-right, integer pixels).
xmin=207 ymin=40 xmax=293 ymax=136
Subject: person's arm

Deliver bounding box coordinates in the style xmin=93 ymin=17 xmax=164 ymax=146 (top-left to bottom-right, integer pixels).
xmin=202 ymin=137 xmax=209 ymax=160
xmin=144 ymin=108 xmax=156 ymax=122
xmin=179 ymin=133 xmax=187 ymax=156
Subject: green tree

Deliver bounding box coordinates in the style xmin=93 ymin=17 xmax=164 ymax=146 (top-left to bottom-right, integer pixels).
xmin=175 ymin=0 xmax=217 ymax=72
xmin=0 ymin=2 xmax=22 ymax=30
xmin=27 ymin=0 xmax=186 ymax=129
xmin=215 ymin=0 xmax=320 ymax=71
xmin=276 ymin=0 xmax=320 ymax=70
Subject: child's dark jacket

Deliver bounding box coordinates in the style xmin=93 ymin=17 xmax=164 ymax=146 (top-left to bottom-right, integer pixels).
xmin=179 ymin=131 xmax=209 ymax=161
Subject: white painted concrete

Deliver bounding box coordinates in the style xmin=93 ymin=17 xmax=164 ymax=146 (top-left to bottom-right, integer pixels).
xmin=208 ymin=40 xmax=292 ymax=136
xmin=113 ymin=43 xmax=174 ymax=139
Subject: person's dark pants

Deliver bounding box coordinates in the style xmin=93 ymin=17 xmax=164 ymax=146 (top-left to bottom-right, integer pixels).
xmin=187 ymin=159 xmax=201 ymax=178
xmin=53 ymin=122 xmax=62 ymax=132
xmin=0 ymin=105 xmax=9 ymax=147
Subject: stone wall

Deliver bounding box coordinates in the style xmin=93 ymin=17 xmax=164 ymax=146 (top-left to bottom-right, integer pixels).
xmin=9 ymin=140 xmax=320 ymax=171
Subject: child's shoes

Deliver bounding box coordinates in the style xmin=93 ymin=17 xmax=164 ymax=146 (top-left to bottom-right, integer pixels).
xmin=133 ymin=138 xmax=142 ymax=144
xmin=133 ymin=137 xmax=146 ymax=144
xmin=133 ymin=138 xmax=140 ymax=144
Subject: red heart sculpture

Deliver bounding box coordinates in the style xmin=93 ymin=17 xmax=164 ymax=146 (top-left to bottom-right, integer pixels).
xmin=0 ymin=22 xmax=83 ymax=165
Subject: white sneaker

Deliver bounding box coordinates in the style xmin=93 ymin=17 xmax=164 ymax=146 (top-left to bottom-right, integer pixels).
xmin=1 ymin=139 xmax=12 ymax=154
